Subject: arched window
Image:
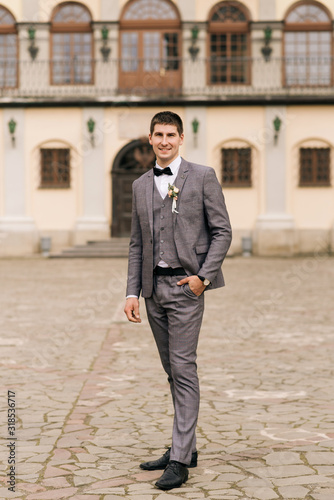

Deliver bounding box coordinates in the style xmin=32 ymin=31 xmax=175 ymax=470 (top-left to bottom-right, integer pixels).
xmin=119 ymin=0 xmax=182 ymax=94
xmin=284 ymin=1 xmax=332 ymax=86
xmin=208 ymin=1 xmax=250 ymax=85
xmin=0 ymin=6 xmax=17 ymax=88
xmin=51 ymin=2 xmax=93 ymax=85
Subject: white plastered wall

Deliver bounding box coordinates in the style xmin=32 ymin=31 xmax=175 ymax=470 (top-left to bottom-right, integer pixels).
xmin=286 ymin=106 xmax=334 ymax=230
xmin=207 ymin=107 xmax=265 ymax=231
xmin=26 ymin=108 xmax=82 ymax=231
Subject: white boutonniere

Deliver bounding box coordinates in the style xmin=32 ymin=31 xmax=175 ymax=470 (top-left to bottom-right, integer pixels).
xmin=168 ymin=183 xmax=179 ymax=213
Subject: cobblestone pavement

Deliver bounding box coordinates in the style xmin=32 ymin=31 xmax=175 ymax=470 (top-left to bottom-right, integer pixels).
xmin=0 ymin=256 xmax=334 ymax=500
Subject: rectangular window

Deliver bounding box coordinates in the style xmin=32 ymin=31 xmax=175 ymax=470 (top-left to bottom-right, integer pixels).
xmin=121 ymin=32 xmax=138 ymax=72
xmin=143 ymin=32 xmax=160 ymax=72
xmin=51 ymin=33 xmax=93 ymax=85
xmin=210 ymin=33 xmax=248 ymax=84
xmin=222 ymin=148 xmax=251 ymax=186
xmin=0 ymin=34 xmax=17 ymax=88
xmin=299 ymin=148 xmax=330 ymax=186
xmin=285 ymin=32 xmax=331 ymax=86
xmin=40 ymin=148 xmax=71 ymax=188
xmin=163 ymin=33 xmax=179 ymax=71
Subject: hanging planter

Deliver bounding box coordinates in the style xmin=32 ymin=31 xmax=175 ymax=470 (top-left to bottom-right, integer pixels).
xmin=261 ymin=26 xmax=272 ymax=62
xmin=27 ymin=26 xmax=39 ymax=61
xmin=188 ymin=25 xmax=200 ymax=62
xmin=100 ymin=26 xmax=111 ymax=62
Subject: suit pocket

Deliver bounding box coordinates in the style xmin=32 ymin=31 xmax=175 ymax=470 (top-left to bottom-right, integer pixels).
xmin=195 ymin=244 xmax=209 ymax=255
xmin=195 ymin=244 xmax=209 ymax=268
xmin=182 ymin=283 xmax=198 ymax=299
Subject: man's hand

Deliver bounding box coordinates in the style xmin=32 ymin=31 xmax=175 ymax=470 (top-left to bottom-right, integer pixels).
xmin=177 ymin=275 xmax=206 ymax=296
xmin=124 ymin=298 xmax=141 ymax=323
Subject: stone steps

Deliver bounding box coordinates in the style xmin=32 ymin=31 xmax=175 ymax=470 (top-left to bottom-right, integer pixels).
xmin=50 ymin=238 xmax=130 ymax=258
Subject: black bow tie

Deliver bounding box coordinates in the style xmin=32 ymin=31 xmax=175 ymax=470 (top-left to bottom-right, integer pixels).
xmin=153 ymin=166 xmax=173 ymax=177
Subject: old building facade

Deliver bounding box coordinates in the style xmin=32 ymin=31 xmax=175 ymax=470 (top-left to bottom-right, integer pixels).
xmin=0 ymin=0 xmax=333 ymax=256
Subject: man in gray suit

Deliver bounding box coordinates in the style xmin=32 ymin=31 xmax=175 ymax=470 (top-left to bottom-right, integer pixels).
xmin=124 ymin=111 xmax=232 ymax=490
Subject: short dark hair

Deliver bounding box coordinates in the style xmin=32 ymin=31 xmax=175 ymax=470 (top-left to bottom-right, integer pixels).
xmin=150 ymin=111 xmax=183 ymax=136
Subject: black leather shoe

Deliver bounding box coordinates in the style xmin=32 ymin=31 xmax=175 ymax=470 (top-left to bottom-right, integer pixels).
xmin=140 ymin=448 xmax=197 ymax=470
xmin=155 ymin=461 xmax=188 ymax=490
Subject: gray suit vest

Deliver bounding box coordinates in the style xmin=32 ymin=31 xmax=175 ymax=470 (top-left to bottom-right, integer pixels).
xmin=153 ymin=182 xmax=182 ymax=268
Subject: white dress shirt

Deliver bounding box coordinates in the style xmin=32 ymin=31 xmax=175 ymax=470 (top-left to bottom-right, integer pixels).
xmin=154 ymin=155 xmax=182 ymax=199
xmin=126 ymin=156 xmax=182 ymax=298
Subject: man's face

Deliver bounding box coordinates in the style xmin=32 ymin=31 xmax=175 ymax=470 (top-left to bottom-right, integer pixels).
xmin=149 ymin=124 xmax=184 ymax=167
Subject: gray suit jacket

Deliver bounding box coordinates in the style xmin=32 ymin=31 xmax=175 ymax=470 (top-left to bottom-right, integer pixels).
xmin=126 ymin=158 xmax=232 ymax=298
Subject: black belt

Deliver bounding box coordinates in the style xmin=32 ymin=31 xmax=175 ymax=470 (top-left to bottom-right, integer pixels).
xmin=154 ymin=266 xmax=187 ymax=276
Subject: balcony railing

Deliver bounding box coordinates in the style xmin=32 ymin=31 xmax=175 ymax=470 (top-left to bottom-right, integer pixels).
xmin=1 ymin=57 xmax=334 ymax=100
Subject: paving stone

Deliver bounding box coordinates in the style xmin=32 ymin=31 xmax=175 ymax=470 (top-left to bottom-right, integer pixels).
xmin=17 ymin=484 xmax=47 ymax=493
xmin=103 ymin=497 xmax=124 ymax=500
xmin=306 ymin=452 xmax=334 ymax=465
xmin=84 ymin=477 xmax=134 ymax=489
xmin=314 ymin=466 xmax=334 ymax=475
xmin=273 ymin=475 xmax=334 ymax=487
xmin=278 ymin=485 xmax=310 ymax=498
xmin=104 ymin=496 xmax=125 ymax=500
xmin=311 ymin=489 xmax=334 ymax=500
xmin=0 ymin=486 xmax=23 ymax=498
xmin=71 ymin=496 xmax=101 ymax=500
xmin=248 ymin=464 xmax=315 ymax=478
xmin=263 ymin=451 xmax=303 ymax=466
xmin=243 ymin=488 xmax=279 ymax=500
xmin=42 ymin=477 xmax=71 ymax=488
xmin=44 ymin=466 xmax=72 ymax=478
xmin=155 ymin=495 xmax=188 ymax=500
xmin=75 ymin=453 xmax=99 ymax=462
xmin=197 ymin=481 xmax=231 ymax=490
xmin=1 ymin=257 xmax=334 ymax=499
xmin=184 ymin=493 xmax=206 ymax=498
xmin=26 ymin=487 xmax=78 ymax=499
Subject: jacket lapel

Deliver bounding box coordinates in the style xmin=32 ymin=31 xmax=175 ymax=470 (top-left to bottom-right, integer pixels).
xmin=172 ymin=158 xmax=190 ymax=226
xmin=174 ymin=158 xmax=189 ymax=193
xmin=145 ymin=171 xmax=154 ymax=236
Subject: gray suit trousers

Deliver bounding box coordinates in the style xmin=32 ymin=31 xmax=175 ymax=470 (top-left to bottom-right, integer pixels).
xmin=145 ymin=274 xmax=205 ymax=465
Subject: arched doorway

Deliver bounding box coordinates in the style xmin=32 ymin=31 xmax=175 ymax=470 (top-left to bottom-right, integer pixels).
xmin=111 ymin=138 xmax=155 ymax=237
xmin=119 ymin=0 xmax=182 ymax=94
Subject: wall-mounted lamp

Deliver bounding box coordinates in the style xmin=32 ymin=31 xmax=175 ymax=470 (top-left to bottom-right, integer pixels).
xmin=192 ymin=118 xmax=200 ymax=148
xmin=273 ymin=116 xmax=282 ymax=144
xmin=261 ymin=26 xmax=272 ymax=62
xmin=8 ymin=118 xmax=17 ymax=147
xmin=87 ymin=118 xmax=96 ymax=147
xmin=100 ymin=26 xmax=111 ymax=62
xmin=188 ymin=25 xmax=200 ymax=62
xmin=27 ymin=25 xmax=39 ymax=61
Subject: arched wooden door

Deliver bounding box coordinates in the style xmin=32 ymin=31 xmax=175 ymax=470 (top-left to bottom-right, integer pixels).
xmin=111 ymin=138 xmax=155 ymax=237
xmin=119 ymin=0 xmax=182 ymax=94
